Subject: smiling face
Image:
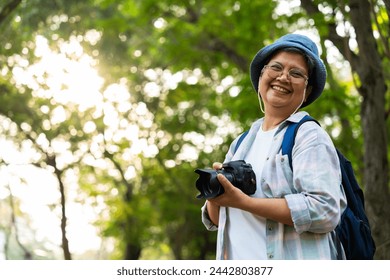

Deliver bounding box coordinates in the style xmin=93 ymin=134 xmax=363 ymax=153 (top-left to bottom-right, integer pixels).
xmin=258 ymin=51 xmax=310 ymax=116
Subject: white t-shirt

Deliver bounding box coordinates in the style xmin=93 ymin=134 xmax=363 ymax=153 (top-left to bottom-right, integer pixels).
xmin=226 ymin=125 xmax=278 ymax=259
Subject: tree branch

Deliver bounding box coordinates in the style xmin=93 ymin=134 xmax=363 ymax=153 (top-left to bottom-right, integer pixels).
xmin=300 ymin=0 xmax=360 ymax=71
xmin=203 ymin=35 xmax=248 ymax=71
xmin=103 ymin=150 xmax=134 ymax=202
xmin=0 ymin=0 xmax=22 ymax=26
xmin=384 ymin=0 xmax=390 ymax=16
xmin=369 ymin=0 xmax=390 ymax=58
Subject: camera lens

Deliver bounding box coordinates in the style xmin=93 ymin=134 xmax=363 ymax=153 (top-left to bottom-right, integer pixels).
xmin=195 ymin=169 xmax=223 ymax=199
xmin=194 ymin=160 xmax=256 ymax=199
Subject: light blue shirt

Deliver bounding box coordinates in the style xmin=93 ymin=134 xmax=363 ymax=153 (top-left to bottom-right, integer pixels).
xmin=201 ymin=112 xmax=347 ymax=259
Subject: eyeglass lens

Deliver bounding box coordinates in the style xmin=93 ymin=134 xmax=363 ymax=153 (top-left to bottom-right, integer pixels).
xmin=264 ymin=64 xmax=307 ymax=83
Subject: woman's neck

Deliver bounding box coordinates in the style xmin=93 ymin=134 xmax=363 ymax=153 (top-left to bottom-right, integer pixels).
xmin=262 ymin=110 xmax=291 ymax=131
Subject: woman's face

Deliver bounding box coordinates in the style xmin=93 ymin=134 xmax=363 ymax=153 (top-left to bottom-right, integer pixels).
xmin=258 ymin=51 xmax=309 ymax=115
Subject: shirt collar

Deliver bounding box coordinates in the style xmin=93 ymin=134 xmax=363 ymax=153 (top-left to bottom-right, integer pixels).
xmin=274 ymin=111 xmax=309 ymax=134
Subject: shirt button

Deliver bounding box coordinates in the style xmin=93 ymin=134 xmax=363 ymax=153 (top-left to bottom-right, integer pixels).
xmin=268 ymin=226 xmax=273 ymax=231
xmin=281 ymin=158 xmax=285 ymax=162
xmin=261 ymin=178 xmax=265 ymax=183
xmin=269 ymin=254 xmax=274 ymax=259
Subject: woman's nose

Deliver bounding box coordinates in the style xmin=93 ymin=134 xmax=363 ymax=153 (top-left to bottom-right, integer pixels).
xmin=276 ymin=70 xmax=290 ymax=81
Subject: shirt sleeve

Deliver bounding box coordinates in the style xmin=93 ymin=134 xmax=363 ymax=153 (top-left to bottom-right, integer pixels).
xmin=284 ymin=122 xmax=345 ymax=234
xmin=201 ymin=202 xmax=218 ymax=231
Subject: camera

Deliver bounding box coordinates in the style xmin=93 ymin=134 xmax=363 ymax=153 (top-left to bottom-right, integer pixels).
xmin=194 ymin=160 xmax=256 ymax=199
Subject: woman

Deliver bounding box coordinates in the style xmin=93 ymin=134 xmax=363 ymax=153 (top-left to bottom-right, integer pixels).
xmin=201 ymin=33 xmax=347 ymax=260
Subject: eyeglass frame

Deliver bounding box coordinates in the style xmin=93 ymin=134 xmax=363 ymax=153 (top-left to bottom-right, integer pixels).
xmin=262 ymin=63 xmax=309 ymax=84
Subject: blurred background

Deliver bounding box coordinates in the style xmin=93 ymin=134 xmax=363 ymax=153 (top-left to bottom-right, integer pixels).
xmin=0 ymin=0 xmax=389 ymax=260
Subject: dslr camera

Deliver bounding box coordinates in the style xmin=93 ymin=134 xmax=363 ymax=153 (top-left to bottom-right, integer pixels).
xmin=194 ymin=160 xmax=256 ymax=199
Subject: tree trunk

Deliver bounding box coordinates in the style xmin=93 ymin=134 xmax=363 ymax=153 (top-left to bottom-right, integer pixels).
xmin=58 ymin=177 xmax=72 ymax=260
xmin=124 ymin=243 xmax=141 ymax=260
xmin=301 ymin=0 xmax=390 ymax=259
xmin=348 ymin=0 xmax=390 ymax=259
xmin=104 ymin=150 xmax=142 ymax=259
xmin=50 ymin=156 xmax=72 ymax=260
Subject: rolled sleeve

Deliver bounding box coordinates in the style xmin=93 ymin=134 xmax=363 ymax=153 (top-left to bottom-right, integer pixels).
xmin=285 ymin=193 xmax=312 ymax=233
xmin=286 ymin=123 xmax=343 ymax=234
xmin=201 ymin=202 xmax=218 ymax=231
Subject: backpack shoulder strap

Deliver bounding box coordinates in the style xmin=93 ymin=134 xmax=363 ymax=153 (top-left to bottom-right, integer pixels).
xmin=281 ymin=115 xmax=319 ymax=170
xmin=237 ymin=115 xmax=319 ymax=163
xmin=234 ymin=131 xmax=249 ymax=154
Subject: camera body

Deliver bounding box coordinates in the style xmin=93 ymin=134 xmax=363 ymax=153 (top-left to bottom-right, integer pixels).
xmin=195 ymin=160 xmax=256 ymax=199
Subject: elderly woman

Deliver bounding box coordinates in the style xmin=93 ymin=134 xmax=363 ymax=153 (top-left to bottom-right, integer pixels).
xmin=201 ymin=33 xmax=347 ymax=260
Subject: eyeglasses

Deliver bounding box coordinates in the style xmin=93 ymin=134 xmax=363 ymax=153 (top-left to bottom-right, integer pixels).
xmin=263 ymin=63 xmax=308 ymax=84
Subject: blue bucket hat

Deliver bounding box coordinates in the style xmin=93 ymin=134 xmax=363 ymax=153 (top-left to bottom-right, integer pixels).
xmin=250 ymin=34 xmax=327 ymax=108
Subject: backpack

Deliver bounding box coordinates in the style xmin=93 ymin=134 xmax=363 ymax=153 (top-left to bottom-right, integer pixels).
xmin=234 ymin=115 xmax=376 ymax=260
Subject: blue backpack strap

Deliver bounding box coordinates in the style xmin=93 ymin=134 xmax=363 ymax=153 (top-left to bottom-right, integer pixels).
xmin=234 ymin=131 xmax=248 ymax=154
xmin=281 ymin=115 xmax=319 ymax=170
xmin=237 ymin=115 xmax=317 ymax=163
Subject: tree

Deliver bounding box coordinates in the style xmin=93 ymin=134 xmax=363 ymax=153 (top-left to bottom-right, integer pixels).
xmin=300 ymin=0 xmax=390 ymax=260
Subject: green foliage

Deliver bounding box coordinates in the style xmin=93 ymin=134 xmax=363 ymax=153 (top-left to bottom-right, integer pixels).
xmin=0 ymin=0 xmax=389 ymax=260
